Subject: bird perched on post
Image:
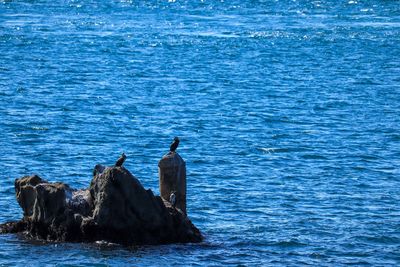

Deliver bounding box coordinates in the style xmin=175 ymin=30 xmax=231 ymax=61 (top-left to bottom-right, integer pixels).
xmin=169 ymin=191 xmax=177 ymax=208
xmin=170 ymin=137 xmax=180 ymax=153
xmin=115 ymin=153 xmax=126 ymax=167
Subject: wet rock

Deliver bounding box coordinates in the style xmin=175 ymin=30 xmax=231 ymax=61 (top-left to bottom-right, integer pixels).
xmin=1 ymin=166 xmax=202 ymax=245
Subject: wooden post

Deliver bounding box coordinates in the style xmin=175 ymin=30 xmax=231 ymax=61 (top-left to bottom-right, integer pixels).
xmin=158 ymin=152 xmax=186 ymax=214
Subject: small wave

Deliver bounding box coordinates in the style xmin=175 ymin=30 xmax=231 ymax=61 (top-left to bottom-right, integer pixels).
xmin=94 ymin=240 xmax=121 ymax=248
xmin=301 ymin=154 xmax=327 ymax=160
xmin=359 ymin=154 xmax=383 ymax=161
xmin=272 ymin=133 xmax=291 ymax=140
xmin=355 ymin=235 xmax=400 ymax=245
xmin=257 ymin=147 xmax=307 ymax=154
xmin=272 ymin=239 xmax=307 ymax=248
xmin=257 ymin=147 xmax=277 ymax=154
xmin=389 ymin=134 xmax=400 ymax=141
xmin=31 ymin=126 xmax=49 ymax=131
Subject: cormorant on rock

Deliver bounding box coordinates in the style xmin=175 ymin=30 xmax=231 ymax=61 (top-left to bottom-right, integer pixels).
xmin=170 ymin=137 xmax=180 ymax=152
xmin=115 ymin=153 xmax=126 ymax=167
xmin=169 ymin=191 xmax=177 ymax=208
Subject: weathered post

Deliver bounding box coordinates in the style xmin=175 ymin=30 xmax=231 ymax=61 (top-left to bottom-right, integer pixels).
xmin=158 ymin=151 xmax=186 ymax=214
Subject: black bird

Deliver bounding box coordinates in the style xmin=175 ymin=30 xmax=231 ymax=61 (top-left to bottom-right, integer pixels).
xmin=170 ymin=137 xmax=180 ymax=152
xmin=115 ymin=153 xmax=126 ymax=167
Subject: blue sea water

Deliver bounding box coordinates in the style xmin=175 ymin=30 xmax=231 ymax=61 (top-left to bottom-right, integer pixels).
xmin=1 ymin=0 xmax=400 ymax=265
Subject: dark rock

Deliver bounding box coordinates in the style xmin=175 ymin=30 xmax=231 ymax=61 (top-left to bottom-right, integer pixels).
xmin=159 ymin=152 xmax=187 ymax=214
xmin=1 ymin=166 xmax=202 ymax=245
xmin=15 ymin=174 xmax=45 ymax=217
xmin=0 ymin=220 xmax=27 ymax=234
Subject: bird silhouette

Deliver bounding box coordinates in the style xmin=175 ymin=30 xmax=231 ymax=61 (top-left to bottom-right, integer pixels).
xmin=115 ymin=153 xmax=126 ymax=167
xmin=170 ymin=137 xmax=180 ymax=152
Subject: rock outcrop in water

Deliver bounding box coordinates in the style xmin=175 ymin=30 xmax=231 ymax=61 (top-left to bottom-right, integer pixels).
xmin=0 ymin=165 xmax=202 ymax=245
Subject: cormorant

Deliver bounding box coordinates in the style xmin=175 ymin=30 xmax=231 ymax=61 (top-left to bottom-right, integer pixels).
xmin=169 ymin=191 xmax=177 ymax=208
xmin=170 ymin=137 xmax=180 ymax=152
xmin=115 ymin=153 xmax=126 ymax=167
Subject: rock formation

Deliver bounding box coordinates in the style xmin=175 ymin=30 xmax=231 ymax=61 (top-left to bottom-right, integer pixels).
xmin=159 ymin=152 xmax=187 ymax=214
xmin=0 ymin=165 xmax=202 ymax=246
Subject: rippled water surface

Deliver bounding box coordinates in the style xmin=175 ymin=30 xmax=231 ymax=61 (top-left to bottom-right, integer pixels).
xmin=1 ymin=0 xmax=400 ymax=265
